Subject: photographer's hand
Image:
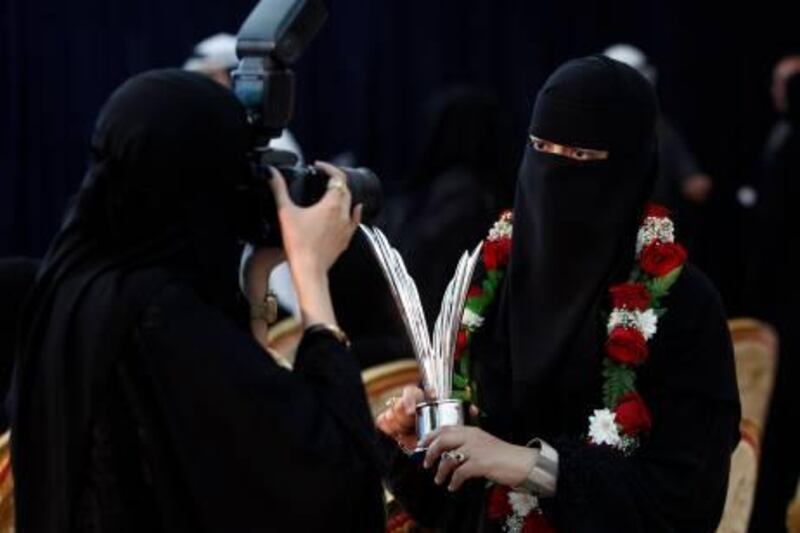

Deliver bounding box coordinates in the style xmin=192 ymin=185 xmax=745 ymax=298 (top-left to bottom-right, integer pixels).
xmin=268 ymin=162 xmax=363 ymax=327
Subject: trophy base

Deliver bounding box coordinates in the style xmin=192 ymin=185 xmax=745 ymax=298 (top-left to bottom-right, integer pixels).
xmin=415 ymin=399 xmax=465 ymax=451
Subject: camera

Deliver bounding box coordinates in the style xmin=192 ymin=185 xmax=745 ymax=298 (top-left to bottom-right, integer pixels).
xmin=231 ymin=0 xmax=382 ymax=244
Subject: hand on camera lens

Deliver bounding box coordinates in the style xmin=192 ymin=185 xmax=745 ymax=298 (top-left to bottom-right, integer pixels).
xmin=268 ymin=161 xmax=362 ymax=280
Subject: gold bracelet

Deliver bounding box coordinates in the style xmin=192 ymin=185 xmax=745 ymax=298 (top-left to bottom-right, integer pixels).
xmin=305 ymin=323 xmax=351 ymax=348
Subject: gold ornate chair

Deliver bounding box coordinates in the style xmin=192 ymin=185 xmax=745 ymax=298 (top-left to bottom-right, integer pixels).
xmin=716 ymin=319 xmax=778 ymax=533
xmin=728 ymin=319 xmax=778 ymax=431
xmin=0 ymin=431 xmax=14 ymax=533
xmin=362 ymin=359 xmax=420 ymax=418
xmin=787 ymin=478 xmax=800 ymax=533
xmin=717 ymin=421 xmax=760 ymax=533
xmin=265 ymin=316 xmax=303 ymax=367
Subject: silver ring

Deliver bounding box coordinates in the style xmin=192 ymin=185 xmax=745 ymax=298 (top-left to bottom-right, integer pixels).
xmin=443 ymin=450 xmax=467 ymax=464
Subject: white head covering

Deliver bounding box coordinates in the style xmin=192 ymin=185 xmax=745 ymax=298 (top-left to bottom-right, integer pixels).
xmin=270 ymin=129 xmax=305 ymax=166
xmin=184 ymin=33 xmax=239 ymax=72
xmin=603 ymin=44 xmax=657 ymax=85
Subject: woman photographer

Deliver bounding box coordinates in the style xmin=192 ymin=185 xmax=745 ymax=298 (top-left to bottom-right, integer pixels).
xmin=10 ymin=70 xmax=384 ymax=532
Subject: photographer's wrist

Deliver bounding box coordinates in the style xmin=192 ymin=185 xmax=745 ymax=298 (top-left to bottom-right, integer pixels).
xmin=292 ymin=272 xmax=336 ymax=327
xmin=289 ymin=253 xmax=328 ymax=281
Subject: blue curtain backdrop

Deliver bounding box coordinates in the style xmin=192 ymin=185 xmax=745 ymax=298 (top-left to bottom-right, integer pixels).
xmin=1 ymin=0 xmax=797 ymax=312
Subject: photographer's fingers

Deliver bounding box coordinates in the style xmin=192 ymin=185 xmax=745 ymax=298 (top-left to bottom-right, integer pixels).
xmin=314 ymin=160 xmax=346 ymax=181
xmin=315 ymin=161 xmax=352 ymax=219
xmin=351 ymin=204 xmax=364 ymax=230
xmin=268 ymin=167 xmax=294 ymax=210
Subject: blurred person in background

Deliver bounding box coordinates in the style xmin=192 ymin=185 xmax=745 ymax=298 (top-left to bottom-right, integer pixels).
xmin=183 ymin=33 xmax=238 ymax=88
xmin=748 ymin=55 xmax=800 ymax=533
xmin=604 ymin=44 xmax=713 ymax=250
xmin=389 ymin=86 xmax=512 ymax=325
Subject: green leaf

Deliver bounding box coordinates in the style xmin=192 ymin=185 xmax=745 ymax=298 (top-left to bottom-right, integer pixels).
xmin=453 ymin=373 xmax=468 ymax=389
xmin=482 ymin=280 xmax=495 ymax=296
xmin=467 ymin=292 xmax=490 ymax=311
xmin=452 ymin=389 xmax=472 ymax=402
xmin=646 ymin=266 xmax=683 ymax=300
xmin=459 ymin=352 xmax=470 ymax=377
xmin=602 ymin=360 xmax=637 ymax=407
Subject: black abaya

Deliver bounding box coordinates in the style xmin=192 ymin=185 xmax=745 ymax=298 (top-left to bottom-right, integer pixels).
xmin=383 ymin=265 xmax=739 ymax=532
xmin=10 ymin=70 xmax=385 ymax=532
xmin=382 ymin=56 xmax=739 ymax=533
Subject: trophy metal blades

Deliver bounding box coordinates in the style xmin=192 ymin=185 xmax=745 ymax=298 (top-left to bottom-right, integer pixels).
xmin=361 ymin=226 xmax=481 ymax=449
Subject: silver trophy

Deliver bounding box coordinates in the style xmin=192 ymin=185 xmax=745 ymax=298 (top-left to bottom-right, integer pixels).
xmin=361 ymin=226 xmax=482 ymax=449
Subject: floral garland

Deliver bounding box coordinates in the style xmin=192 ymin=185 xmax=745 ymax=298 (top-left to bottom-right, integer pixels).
xmin=588 ymin=204 xmax=688 ymax=453
xmin=453 ymin=204 xmax=687 ymax=532
xmin=452 ymin=210 xmax=513 ymax=405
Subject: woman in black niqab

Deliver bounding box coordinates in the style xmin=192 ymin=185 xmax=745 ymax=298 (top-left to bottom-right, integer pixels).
xmin=11 ymin=70 xmax=384 ymax=532
xmin=378 ymin=57 xmax=740 ymax=532
xmin=501 ymin=55 xmax=663 ymax=442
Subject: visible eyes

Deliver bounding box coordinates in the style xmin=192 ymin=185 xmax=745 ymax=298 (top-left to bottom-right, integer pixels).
xmin=529 ymin=135 xmax=609 ymax=161
xmin=532 ymin=139 xmax=550 ymax=152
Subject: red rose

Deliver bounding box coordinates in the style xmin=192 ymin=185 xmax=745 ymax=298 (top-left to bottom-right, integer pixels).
xmin=468 ymin=285 xmax=484 ymax=299
xmin=482 ymin=241 xmax=499 ymax=270
xmin=522 ymin=512 xmax=557 ymax=533
xmin=609 ymin=282 xmax=651 ymax=310
xmin=644 ymin=203 xmax=671 ymax=219
xmin=483 ymin=237 xmax=512 ymax=271
xmin=498 ymin=237 xmax=512 ymax=257
xmin=640 ymin=242 xmax=687 ymax=278
xmin=386 ymin=511 xmax=414 ymax=533
xmin=486 ymin=485 xmax=512 ymax=520
xmin=454 ymin=330 xmax=469 ymax=361
xmin=605 ymin=327 xmax=649 ymax=365
xmin=614 ymin=392 xmax=653 ymax=435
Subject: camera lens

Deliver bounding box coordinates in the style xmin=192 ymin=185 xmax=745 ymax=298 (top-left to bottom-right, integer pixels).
xmin=341 ymin=167 xmax=382 ymax=223
xmin=282 ymin=165 xmax=382 ymax=224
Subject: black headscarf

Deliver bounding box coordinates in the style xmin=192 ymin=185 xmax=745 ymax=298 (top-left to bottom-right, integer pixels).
xmin=11 ymin=69 xmax=252 ymax=531
xmin=498 ymin=56 xmax=658 ymax=440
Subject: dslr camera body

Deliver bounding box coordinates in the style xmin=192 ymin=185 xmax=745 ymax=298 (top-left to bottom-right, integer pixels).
xmin=232 ymin=0 xmax=381 ymax=244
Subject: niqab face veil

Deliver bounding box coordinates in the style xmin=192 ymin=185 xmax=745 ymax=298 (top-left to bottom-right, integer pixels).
xmin=499 ymin=56 xmax=659 ymax=439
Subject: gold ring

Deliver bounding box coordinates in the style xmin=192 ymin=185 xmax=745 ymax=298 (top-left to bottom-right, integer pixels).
xmin=327 ymin=178 xmax=347 ymax=193
xmin=385 ymin=397 xmax=399 ymax=408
